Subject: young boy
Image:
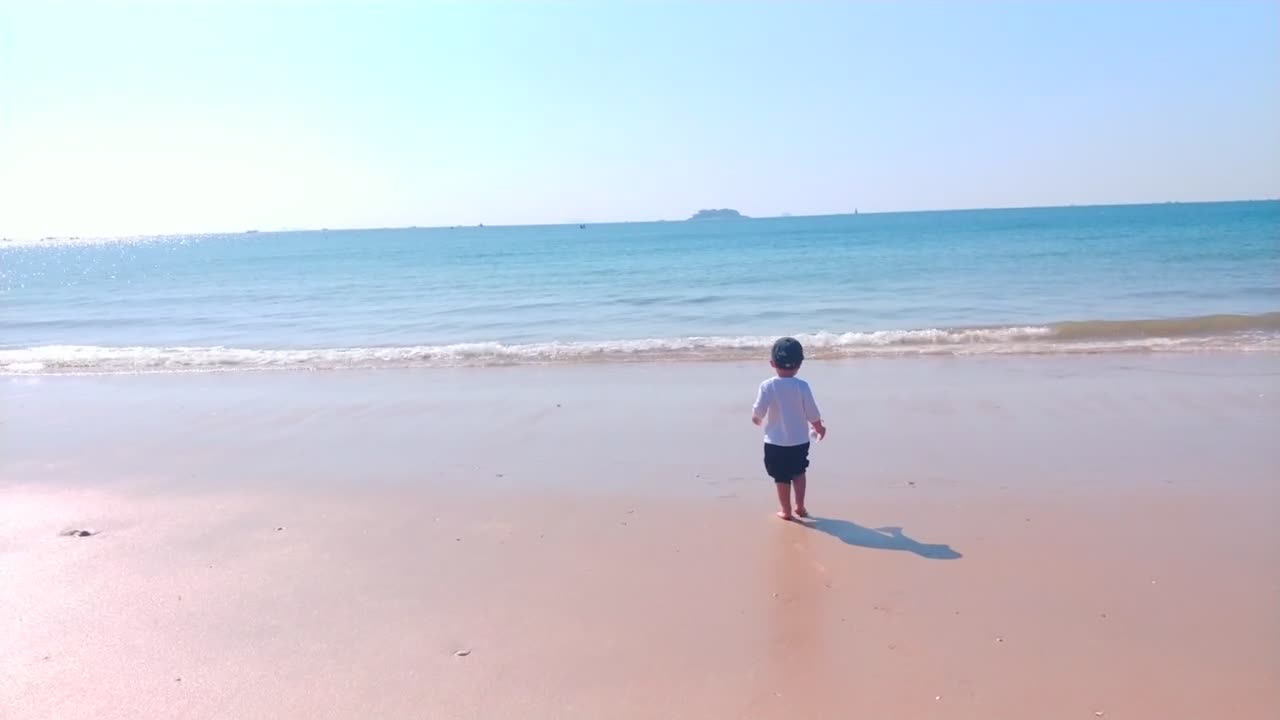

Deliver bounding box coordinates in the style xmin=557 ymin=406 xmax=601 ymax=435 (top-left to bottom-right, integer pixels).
xmin=752 ymin=337 xmax=826 ymax=520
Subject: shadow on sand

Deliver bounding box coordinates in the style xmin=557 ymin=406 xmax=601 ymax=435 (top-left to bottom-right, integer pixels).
xmin=800 ymin=517 xmax=962 ymax=560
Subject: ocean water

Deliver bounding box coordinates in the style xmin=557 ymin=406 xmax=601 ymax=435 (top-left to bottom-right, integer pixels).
xmin=2 ymin=202 xmax=1277 ymax=374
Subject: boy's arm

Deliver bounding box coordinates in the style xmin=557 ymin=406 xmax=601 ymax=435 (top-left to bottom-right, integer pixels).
xmin=804 ymin=385 xmax=826 ymax=439
xmin=751 ymin=383 xmax=770 ymax=425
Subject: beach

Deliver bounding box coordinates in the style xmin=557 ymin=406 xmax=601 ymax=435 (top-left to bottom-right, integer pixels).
xmin=6 ymin=0 xmax=1279 ymax=716
xmin=4 ymin=353 xmax=1277 ymax=719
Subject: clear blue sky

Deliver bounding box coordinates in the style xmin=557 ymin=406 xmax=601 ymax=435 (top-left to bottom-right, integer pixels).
xmin=2 ymin=1 xmax=1277 ymax=237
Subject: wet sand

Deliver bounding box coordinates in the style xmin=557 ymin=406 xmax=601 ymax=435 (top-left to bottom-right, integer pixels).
xmin=3 ymin=354 xmax=1278 ymax=719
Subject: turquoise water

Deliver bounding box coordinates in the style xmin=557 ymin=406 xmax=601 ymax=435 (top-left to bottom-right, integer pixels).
xmin=2 ymin=202 xmax=1277 ymax=373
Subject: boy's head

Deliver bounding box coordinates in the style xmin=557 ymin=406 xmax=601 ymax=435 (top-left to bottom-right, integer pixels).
xmin=770 ymin=337 xmax=804 ymax=376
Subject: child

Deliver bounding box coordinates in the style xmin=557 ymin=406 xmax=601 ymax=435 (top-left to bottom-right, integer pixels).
xmin=752 ymin=337 xmax=826 ymax=520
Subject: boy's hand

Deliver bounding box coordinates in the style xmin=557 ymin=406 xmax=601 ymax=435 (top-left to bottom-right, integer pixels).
xmin=752 ymin=416 xmax=762 ymax=426
xmin=812 ymin=420 xmax=827 ymax=440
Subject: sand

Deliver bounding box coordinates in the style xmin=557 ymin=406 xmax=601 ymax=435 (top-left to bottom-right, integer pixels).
xmin=2 ymin=354 xmax=1278 ymax=719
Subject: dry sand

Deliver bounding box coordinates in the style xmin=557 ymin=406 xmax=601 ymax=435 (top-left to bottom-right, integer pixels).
xmin=3 ymin=354 xmax=1278 ymax=719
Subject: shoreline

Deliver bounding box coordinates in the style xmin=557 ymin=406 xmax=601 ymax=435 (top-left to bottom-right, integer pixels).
xmin=4 ymin=315 xmax=1280 ymax=376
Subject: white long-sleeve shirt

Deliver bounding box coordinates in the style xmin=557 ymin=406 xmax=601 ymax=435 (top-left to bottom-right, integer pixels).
xmin=752 ymin=376 xmax=822 ymax=447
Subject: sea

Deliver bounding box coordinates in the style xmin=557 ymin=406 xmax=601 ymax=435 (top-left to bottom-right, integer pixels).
xmin=2 ymin=201 xmax=1277 ymax=375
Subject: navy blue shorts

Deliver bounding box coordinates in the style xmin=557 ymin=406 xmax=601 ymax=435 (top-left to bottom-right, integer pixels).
xmin=763 ymin=442 xmax=810 ymax=484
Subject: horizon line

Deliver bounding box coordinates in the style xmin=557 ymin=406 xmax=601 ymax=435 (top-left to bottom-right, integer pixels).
xmin=4 ymin=197 xmax=1276 ymax=242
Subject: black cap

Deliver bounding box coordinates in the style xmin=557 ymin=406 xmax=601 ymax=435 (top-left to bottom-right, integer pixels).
xmin=771 ymin=337 xmax=804 ymax=369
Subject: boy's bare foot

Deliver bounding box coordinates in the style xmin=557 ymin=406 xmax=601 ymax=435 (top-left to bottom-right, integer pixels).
xmin=795 ymin=507 xmax=810 ymax=518
xmin=776 ymin=511 xmax=795 ymax=521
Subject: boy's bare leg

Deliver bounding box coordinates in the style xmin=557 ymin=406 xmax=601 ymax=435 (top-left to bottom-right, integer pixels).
xmin=793 ymin=474 xmax=808 ymax=517
xmin=775 ymin=483 xmax=794 ymax=520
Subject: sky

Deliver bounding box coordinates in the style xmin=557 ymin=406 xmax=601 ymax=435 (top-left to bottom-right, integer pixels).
xmin=1 ymin=1 xmax=1277 ymax=237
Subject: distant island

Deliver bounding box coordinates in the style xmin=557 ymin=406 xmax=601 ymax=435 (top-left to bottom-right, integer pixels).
xmin=688 ymin=208 xmax=748 ymax=221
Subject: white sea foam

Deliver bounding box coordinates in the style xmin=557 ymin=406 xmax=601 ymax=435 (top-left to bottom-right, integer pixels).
xmin=4 ymin=320 xmax=1277 ymax=375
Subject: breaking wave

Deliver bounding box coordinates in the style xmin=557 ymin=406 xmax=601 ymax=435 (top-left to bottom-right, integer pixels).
xmin=3 ymin=312 xmax=1277 ymax=375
